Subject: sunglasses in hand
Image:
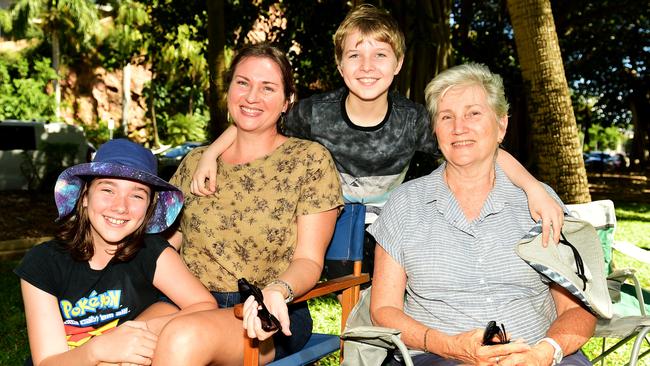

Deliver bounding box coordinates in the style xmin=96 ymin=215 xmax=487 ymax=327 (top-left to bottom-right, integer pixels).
xmin=237 ymin=278 xmax=282 ymax=332
xmin=482 ymin=320 xmax=510 ymax=346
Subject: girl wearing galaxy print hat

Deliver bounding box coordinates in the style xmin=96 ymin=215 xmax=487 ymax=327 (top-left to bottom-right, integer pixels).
xmin=15 ymin=138 xmax=217 ymax=366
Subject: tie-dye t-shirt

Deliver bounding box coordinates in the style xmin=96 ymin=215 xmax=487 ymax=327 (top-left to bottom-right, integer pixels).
xmin=283 ymin=87 xmax=438 ymax=207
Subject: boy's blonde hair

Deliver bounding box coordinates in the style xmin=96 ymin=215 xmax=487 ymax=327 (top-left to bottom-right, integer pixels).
xmin=333 ymin=4 xmax=405 ymax=65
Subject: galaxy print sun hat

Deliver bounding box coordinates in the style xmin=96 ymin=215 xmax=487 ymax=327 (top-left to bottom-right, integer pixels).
xmin=54 ymin=138 xmax=183 ymax=233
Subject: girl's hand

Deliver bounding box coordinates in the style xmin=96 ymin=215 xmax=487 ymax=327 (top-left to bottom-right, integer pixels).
xmin=92 ymin=321 xmax=157 ymax=365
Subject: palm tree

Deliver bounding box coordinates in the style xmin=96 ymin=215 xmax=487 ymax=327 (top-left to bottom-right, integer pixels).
xmin=10 ymin=0 xmax=99 ymax=121
xmin=105 ymin=0 xmax=149 ymax=139
xmin=507 ymin=0 xmax=591 ymax=203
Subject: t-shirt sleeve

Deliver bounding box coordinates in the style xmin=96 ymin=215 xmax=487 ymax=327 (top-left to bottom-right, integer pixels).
xmin=169 ymin=147 xmax=202 ymax=194
xmin=282 ymin=99 xmax=312 ymax=139
xmin=138 ymin=234 xmax=174 ymax=283
xmin=296 ymin=143 xmax=343 ymax=216
xmin=413 ymin=103 xmax=438 ymax=155
xmin=14 ymin=241 xmax=62 ymax=296
xmin=366 ymin=188 xmax=407 ymax=266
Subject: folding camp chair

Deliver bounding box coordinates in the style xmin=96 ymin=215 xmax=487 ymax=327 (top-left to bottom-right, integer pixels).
xmin=234 ymin=203 xmax=371 ymax=365
xmin=566 ymin=200 xmax=650 ymax=366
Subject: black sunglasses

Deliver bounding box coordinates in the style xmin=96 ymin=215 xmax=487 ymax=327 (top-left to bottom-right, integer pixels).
xmin=237 ymin=278 xmax=282 ymax=332
xmin=559 ymin=232 xmax=588 ymax=291
xmin=482 ymin=320 xmax=510 ymax=346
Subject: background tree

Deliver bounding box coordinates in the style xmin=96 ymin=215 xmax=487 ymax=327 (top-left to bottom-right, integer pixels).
xmin=507 ymin=0 xmax=591 ymax=203
xmin=102 ymin=0 xmax=149 ymax=139
xmin=390 ymin=0 xmax=452 ymax=104
xmin=9 ymin=0 xmax=99 ymax=121
xmin=552 ymin=0 xmax=649 ymax=170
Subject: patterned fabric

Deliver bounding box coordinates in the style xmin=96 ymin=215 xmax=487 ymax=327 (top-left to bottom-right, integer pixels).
xmin=367 ymin=163 xmax=565 ymax=350
xmin=283 ymin=87 xmax=437 ymax=207
xmin=170 ymin=138 xmax=343 ymax=292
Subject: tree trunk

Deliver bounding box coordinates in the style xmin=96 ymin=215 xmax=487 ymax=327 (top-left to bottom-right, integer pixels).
xmin=122 ymin=63 xmax=132 ymax=137
xmin=507 ymin=0 xmax=591 ymax=203
xmin=150 ymin=52 xmax=161 ymax=148
xmin=206 ymin=0 xmax=229 ymax=141
xmin=52 ymin=32 xmax=61 ymax=121
xmin=391 ymin=0 xmax=452 ymax=104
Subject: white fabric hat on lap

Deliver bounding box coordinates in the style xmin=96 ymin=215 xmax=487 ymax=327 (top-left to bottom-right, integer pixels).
xmin=516 ymin=216 xmax=613 ymax=319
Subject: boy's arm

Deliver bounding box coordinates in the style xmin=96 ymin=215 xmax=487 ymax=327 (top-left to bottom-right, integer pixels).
xmin=190 ymin=125 xmax=237 ymax=196
xmin=497 ymin=148 xmax=564 ymax=245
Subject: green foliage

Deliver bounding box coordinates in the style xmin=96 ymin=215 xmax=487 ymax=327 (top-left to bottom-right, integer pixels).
xmin=100 ymin=0 xmax=149 ymax=69
xmin=0 ymin=260 xmax=29 ymax=365
xmin=584 ymin=124 xmax=626 ymax=152
xmin=163 ymin=112 xmax=207 ymax=146
xmin=0 ymin=53 xmax=56 ymax=121
xmin=0 ymin=8 xmax=12 ymax=35
xmin=10 ymin=0 xmax=100 ymax=58
xmin=82 ymin=119 xmax=111 ymax=148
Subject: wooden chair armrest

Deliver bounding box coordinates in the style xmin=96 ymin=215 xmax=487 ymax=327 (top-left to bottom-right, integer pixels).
xmin=233 ymin=273 xmax=370 ymax=319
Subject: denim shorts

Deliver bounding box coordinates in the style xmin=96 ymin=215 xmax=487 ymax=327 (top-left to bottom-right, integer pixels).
xmin=386 ymin=349 xmax=592 ymax=366
xmin=212 ymin=291 xmax=313 ymax=360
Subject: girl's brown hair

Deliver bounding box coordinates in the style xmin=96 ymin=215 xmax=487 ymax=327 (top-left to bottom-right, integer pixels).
xmin=56 ymin=179 xmax=157 ymax=262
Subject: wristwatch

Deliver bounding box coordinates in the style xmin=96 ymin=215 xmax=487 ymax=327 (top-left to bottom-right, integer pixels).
xmin=537 ymin=337 xmax=563 ymax=365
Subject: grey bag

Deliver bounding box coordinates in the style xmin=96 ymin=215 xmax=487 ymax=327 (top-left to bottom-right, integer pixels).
xmin=341 ymin=287 xmax=414 ymax=366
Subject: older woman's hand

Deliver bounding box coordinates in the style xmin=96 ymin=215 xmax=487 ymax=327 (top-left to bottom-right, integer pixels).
xmin=447 ymin=329 xmax=531 ymax=365
xmin=497 ymin=345 xmax=554 ymax=366
xmin=526 ymin=184 xmax=564 ymax=246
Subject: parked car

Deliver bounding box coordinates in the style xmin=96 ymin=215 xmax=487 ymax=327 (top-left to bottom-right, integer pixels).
xmin=156 ymin=141 xmax=204 ymax=181
xmin=0 ymin=120 xmax=95 ymax=190
xmin=583 ymin=151 xmax=628 ymax=172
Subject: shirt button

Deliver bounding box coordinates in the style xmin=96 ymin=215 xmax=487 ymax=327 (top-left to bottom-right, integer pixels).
xmin=478 ymin=258 xmax=483 ymax=263
xmin=486 ymin=298 xmax=492 ymax=302
xmin=480 ymin=279 xmax=485 ymax=284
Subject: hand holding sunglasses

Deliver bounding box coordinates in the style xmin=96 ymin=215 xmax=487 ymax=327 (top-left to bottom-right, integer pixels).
xmin=482 ymin=320 xmax=510 ymax=346
xmin=238 ymin=278 xmax=282 ymax=332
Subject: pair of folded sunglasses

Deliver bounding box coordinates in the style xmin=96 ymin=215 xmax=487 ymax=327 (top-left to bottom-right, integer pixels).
xmin=237 ymin=278 xmax=282 ymax=332
xmin=482 ymin=320 xmax=510 ymax=346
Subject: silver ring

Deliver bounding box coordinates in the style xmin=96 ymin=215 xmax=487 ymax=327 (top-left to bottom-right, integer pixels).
xmin=496 ymin=356 xmax=500 ymax=364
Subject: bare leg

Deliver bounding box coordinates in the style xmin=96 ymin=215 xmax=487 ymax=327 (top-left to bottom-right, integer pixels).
xmin=152 ymin=308 xmax=276 ymax=366
xmin=137 ymin=302 xmax=179 ymax=320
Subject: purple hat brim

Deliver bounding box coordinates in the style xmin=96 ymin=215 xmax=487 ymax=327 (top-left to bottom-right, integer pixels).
xmin=54 ymin=162 xmax=183 ymax=234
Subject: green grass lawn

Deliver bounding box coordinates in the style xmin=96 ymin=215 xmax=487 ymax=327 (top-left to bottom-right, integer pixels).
xmin=2 ymin=202 xmax=648 ymax=365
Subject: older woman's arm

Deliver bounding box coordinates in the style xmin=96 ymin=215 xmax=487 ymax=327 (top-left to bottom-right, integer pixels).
xmin=502 ymin=284 xmax=597 ymax=365
xmin=370 ymin=245 xmax=529 ymax=364
xmin=242 ymin=208 xmax=339 ymax=340
xmin=496 ymin=149 xmax=564 ymax=245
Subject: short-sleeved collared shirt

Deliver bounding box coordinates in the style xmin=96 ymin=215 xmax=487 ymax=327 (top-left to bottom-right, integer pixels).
xmin=170 ymin=138 xmax=343 ymax=292
xmin=368 ymin=163 xmax=563 ymax=345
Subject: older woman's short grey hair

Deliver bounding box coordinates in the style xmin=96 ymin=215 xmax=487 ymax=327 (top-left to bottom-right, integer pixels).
xmin=424 ymin=63 xmax=509 ymax=128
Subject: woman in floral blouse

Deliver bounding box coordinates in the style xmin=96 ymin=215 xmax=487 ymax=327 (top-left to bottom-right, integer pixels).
xmin=153 ymin=43 xmax=343 ymax=365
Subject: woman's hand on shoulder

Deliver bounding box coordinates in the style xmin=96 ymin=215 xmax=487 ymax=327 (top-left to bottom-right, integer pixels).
xmin=89 ymin=320 xmax=157 ymax=365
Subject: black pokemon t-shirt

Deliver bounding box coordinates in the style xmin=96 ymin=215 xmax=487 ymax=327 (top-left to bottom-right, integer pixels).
xmin=15 ymin=235 xmax=169 ymax=348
